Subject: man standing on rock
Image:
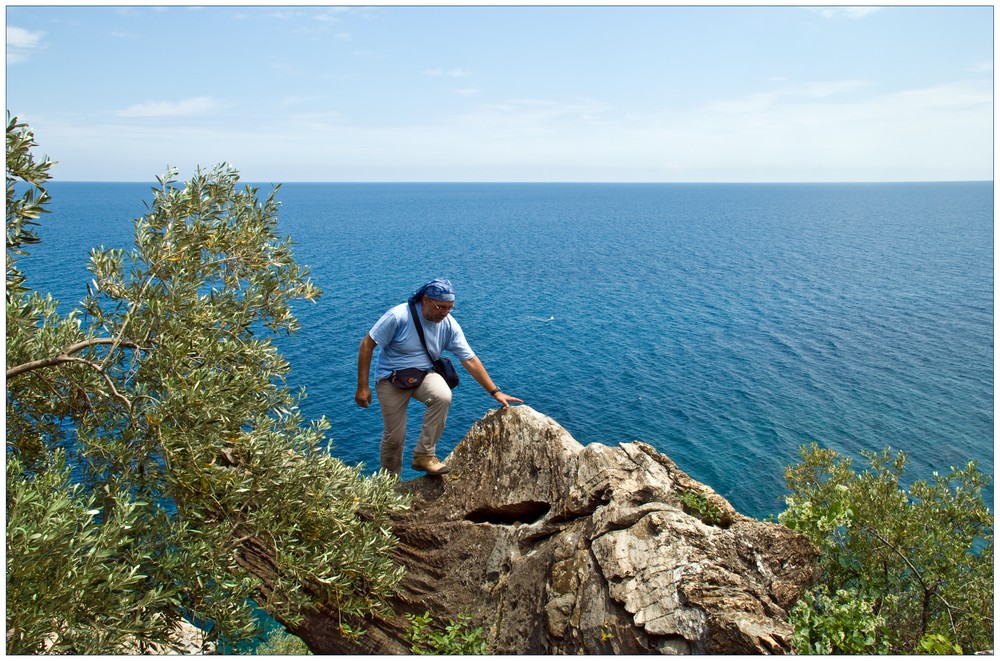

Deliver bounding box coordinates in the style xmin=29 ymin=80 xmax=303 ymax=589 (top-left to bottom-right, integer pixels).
xmin=355 ymin=278 xmax=522 ymax=476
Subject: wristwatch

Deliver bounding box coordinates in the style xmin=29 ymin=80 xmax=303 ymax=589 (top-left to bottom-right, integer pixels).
xmin=489 ymin=388 xmax=501 ymax=396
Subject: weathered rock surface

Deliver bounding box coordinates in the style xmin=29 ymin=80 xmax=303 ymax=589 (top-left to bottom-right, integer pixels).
xmin=286 ymin=406 xmax=819 ymax=654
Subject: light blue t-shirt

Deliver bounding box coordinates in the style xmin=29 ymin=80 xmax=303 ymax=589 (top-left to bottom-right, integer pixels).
xmin=368 ymin=302 xmax=475 ymax=381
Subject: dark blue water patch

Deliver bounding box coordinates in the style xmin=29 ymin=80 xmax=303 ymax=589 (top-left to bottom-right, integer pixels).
xmin=21 ymin=181 xmax=994 ymax=519
xmin=13 ymin=182 xmax=153 ymax=305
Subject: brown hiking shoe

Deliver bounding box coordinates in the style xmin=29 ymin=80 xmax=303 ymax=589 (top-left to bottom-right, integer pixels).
xmin=411 ymin=455 xmax=451 ymax=476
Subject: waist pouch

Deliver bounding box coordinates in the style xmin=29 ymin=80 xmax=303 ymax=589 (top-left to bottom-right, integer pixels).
xmin=390 ymin=368 xmax=428 ymax=390
xmin=433 ymin=357 xmax=460 ymax=390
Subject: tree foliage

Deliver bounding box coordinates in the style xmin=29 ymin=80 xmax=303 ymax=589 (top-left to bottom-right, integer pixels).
xmin=779 ymin=443 xmax=993 ymax=654
xmin=788 ymin=584 xmax=892 ymax=655
xmin=405 ymin=612 xmax=491 ymax=655
xmin=254 ymin=627 xmax=312 ymax=655
xmin=6 ymin=115 xmax=409 ymax=654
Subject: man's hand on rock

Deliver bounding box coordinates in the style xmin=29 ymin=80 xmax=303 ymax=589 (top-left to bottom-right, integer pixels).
xmin=493 ymin=391 xmax=523 ymax=408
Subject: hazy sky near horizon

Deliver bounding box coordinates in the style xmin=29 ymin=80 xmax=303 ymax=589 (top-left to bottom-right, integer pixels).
xmin=5 ymin=4 xmax=994 ymax=182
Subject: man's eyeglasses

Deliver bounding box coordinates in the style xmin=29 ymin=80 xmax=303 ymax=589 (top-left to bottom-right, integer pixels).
xmin=427 ymin=300 xmax=455 ymax=314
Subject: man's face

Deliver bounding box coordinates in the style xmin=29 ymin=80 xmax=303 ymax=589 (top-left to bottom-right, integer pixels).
xmin=420 ymin=295 xmax=455 ymax=323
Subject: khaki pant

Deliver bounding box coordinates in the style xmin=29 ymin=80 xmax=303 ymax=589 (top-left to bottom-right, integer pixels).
xmin=375 ymin=371 xmax=452 ymax=474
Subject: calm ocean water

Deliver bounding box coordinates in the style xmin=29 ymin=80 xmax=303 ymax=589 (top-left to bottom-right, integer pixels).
xmin=21 ymin=181 xmax=994 ymax=519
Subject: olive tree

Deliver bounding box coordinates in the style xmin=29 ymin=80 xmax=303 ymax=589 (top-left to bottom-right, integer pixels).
xmin=6 ymin=115 xmax=408 ymax=654
xmin=780 ymin=443 xmax=993 ymax=654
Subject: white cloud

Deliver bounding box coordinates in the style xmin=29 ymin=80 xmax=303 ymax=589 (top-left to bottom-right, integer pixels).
xmin=7 ymin=26 xmax=45 ymax=63
xmin=117 ymin=96 xmax=221 ymax=118
xmin=259 ymin=6 xmax=367 ymax=35
xmin=312 ymin=7 xmax=356 ymax=24
xmin=812 ymin=7 xmax=882 ymax=20
xmin=632 ymin=79 xmax=992 ymax=181
xmin=7 ymin=26 xmax=43 ymax=48
xmin=704 ymin=80 xmax=871 ymax=114
xmin=23 ymin=76 xmax=993 ymax=183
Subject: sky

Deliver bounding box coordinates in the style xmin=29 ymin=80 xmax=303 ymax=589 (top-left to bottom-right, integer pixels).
xmin=4 ymin=4 xmax=995 ymax=183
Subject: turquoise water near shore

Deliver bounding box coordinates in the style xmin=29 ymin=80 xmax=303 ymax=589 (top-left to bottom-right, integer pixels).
xmin=23 ymin=181 xmax=994 ymax=519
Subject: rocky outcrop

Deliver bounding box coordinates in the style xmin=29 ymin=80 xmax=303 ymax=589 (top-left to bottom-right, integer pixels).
xmin=287 ymin=406 xmax=819 ymax=654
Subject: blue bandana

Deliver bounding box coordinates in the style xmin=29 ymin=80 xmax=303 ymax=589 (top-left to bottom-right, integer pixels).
xmin=420 ymin=278 xmax=456 ymax=301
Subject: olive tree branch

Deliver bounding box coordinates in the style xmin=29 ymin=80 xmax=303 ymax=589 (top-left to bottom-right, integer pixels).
xmin=50 ymin=355 xmax=132 ymax=412
xmin=97 ymin=254 xmax=166 ymax=372
xmin=862 ymin=524 xmax=961 ymax=636
xmin=7 ymin=337 xmax=143 ymax=380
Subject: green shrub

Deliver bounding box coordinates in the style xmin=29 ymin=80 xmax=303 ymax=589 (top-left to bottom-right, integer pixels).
xmin=916 ymin=633 xmax=963 ymax=655
xmin=677 ymin=490 xmax=723 ymax=525
xmin=789 ymin=585 xmax=891 ymax=654
xmin=405 ymin=612 xmax=490 ymax=655
xmin=253 ymin=628 xmax=311 ymax=655
xmin=780 ymin=443 xmax=992 ymax=653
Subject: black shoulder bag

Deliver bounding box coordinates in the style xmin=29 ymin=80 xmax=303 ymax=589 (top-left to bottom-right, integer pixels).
xmin=408 ymin=300 xmax=460 ymax=390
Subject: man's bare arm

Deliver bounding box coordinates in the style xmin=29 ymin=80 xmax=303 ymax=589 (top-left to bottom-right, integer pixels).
xmin=460 ymin=355 xmax=523 ymax=407
xmin=355 ymin=334 xmax=377 ymax=408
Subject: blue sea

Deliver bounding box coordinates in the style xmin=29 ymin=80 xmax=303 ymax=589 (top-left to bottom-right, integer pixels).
xmin=19 ymin=181 xmax=995 ymax=519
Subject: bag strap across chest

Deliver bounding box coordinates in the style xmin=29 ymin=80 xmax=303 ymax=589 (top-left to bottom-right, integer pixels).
xmin=408 ymin=300 xmax=438 ymax=362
